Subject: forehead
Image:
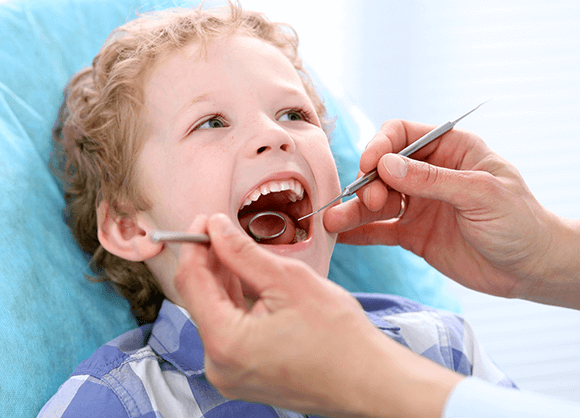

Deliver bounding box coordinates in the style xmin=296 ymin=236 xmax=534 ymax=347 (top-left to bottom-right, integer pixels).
xmin=141 ymin=33 xmax=314 ymax=141
xmin=144 ymin=34 xmax=307 ymax=104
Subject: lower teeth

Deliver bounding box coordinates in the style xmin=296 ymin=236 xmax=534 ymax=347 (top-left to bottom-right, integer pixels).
xmin=292 ymin=228 xmax=307 ymax=243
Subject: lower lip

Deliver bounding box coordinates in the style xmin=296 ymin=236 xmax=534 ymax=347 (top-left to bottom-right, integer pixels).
xmin=260 ymin=235 xmax=313 ymax=254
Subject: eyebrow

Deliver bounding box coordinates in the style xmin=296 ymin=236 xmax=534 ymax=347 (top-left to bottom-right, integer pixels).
xmin=171 ymin=93 xmax=213 ymax=126
xmin=171 ymin=83 xmax=311 ymax=127
xmin=276 ymin=84 xmax=309 ymax=101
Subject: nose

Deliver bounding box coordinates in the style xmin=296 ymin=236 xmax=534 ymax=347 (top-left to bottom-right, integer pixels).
xmin=243 ymin=115 xmax=296 ymax=158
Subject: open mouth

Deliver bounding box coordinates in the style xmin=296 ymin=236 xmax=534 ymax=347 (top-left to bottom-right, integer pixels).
xmin=238 ymin=178 xmax=312 ymax=245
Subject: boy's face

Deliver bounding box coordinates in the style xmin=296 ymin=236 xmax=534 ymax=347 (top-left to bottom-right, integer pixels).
xmin=137 ymin=34 xmax=341 ymax=293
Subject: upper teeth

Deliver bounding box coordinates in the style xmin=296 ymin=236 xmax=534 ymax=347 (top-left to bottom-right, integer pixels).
xmin=241 ymin=179 xmax=305 ymax=209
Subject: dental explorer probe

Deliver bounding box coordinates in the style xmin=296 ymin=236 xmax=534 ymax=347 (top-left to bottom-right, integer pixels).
xmin=297 ymin=100 xmax=488 ymax=222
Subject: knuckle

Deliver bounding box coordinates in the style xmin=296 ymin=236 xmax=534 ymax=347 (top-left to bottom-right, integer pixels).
xmin=380 ymin=118 xmax=403 ymax=133
xmin=278 ymin=261 xmax=298 ymax=278
xmin=279 ymin=258 xmax=308 ymax=279
xmin=367 ymin=119 xmax=402 ymax=153
xmin=229 ymin=232 xmax=259 ymax=258
xmin=215 ymin=386 xmax=237 ymax=400
xmin=203 ymin=342 xmax=251 ymax=400
xmin=472 ymin=171 xmax=502 ymax=199
xmin=450 ymin=170 xmax=503 ymax=210
xmin=205 ymin=367 xmax=238 ymax=399
xmin=205 ymin=347 xmax=244 ymax=384
xmin=206 ymin=337 xmax=238 ymax=367
xmin=380 ymin=120 xmax=404 ymax=145
xmin=420 ymin=161 xmax=441 ymax=188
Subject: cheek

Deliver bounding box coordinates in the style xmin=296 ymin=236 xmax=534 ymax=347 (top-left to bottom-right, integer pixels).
xmin=316 ymin=144 xmax=341 ymax=194
xmin=139 ymin=143 xmax=233 ymax=230
xmin=181 ymin=144 xmax=233 ymax=208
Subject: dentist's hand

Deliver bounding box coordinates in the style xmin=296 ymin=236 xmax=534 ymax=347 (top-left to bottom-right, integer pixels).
xmin=173 ymin=213 xmax=462 ymax=418
xmin=324 ymin=119 xmax=580 ymax=309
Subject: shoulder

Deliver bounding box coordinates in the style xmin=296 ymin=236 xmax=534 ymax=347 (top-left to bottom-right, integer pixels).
xmin=72 ymin=324 xmax=155 ymax=378
xmin=38 ymin=325 xmax=157 ymax=418
xmin=355 ymin=293 xmax=465 ymax=354
xmin=356 ymin=293 xmax=465 ymax=357
xmin=355 ymin=292 xmax=433 ymax=315
xmin=37 ymin=374 xmax=130 ymax=418
xmin=354 ymin=294 xmax=473 ymax=370
xmin=354 ymin=293 xmax=515 ymax=386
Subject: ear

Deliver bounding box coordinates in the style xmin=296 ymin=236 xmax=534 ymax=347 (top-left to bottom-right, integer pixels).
xmin=97 ymin=201 xmax=162 ymax=261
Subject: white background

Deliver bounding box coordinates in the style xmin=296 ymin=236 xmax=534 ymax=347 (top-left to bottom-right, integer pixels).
xmin=241 ymin=0 xmax=580 ymax=403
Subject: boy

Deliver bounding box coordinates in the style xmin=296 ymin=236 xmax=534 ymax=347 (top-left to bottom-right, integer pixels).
xmin=40 ymin=3 xmax=515 ymax=417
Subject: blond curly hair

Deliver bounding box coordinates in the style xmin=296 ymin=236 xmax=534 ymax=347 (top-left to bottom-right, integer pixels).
xmin=51 ymin=2 xmax=328 ymax=323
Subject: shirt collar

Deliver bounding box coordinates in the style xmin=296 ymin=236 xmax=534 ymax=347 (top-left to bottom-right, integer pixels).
xmin=365 ymin=311 xmax=401 ymax=332
xmin=148 ymin=299 xmax=205 ymax=377
xmin=147 ymin=297 xmax=402 ymax=377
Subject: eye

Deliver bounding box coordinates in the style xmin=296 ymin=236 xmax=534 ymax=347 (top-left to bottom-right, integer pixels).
xmin=278 ymin=109 xmax=309 ymax=122
xmin=197 ymin=116 xmax=227 ymax=130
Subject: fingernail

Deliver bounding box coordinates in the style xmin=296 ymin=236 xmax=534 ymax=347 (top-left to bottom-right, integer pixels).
xmin=363 ymin=187 xmax=371 ymax=206
xmin=383 ymin=154 xmax=408 ymax=179
xmin=214 ymin=213 xmax=238 ymax=236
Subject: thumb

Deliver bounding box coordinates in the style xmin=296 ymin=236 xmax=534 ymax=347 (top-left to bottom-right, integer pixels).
xmin=379 ymin=153 xmax=478 ymax=209
xmin=207 ymin=213 xmax=293 ymax=294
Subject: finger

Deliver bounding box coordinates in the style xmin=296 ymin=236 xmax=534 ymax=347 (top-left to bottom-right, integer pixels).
xmin=206 ymin=213 xmax=297 ymax=295
xmin=377 ymin=153 xmax=491 ymax=211
xmin=335 ymin=220 xmax=401 ymax=246
xmin=354 ymin=170 xmax=390 ymax=213
xmin=176 ymin=214 xmax=210 ymax=269
xmin=323 ymin=191 xmax=403 ymax=234
xmin=207 ymin=252 xmax=247 ymax=311
xmin=173 ymin=215 xmax=240 ymax=329
xmin=361 ymin=120 xmax=437 ymax=173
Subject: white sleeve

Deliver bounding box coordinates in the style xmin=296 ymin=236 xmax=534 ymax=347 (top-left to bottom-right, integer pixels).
xmin=443 ymin=377 xmax=580 ymax=418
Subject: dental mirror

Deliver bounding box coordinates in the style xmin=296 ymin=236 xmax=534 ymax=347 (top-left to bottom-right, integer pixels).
xmin=150 ymin=211 xmax=287 ymax=244
xmin=246 ymin=211 xmax=287 ymax=241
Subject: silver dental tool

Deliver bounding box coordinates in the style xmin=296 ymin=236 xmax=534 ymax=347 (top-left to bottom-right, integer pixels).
xmin=150 ymin=231 xmax=210 ymax=244
xmin=297 ymin=101 xmax=488 ymax=222
xmin=150 ymin=211 xmax=287 ymax=244
xmin=246 ymin=211 xmax=287 ymax=242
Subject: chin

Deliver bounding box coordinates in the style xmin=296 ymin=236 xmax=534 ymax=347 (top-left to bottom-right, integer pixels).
xmin=259 ymin=222 xmax=336 ymax=278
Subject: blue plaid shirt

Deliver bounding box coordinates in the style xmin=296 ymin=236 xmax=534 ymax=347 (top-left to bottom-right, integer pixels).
xmin=39 ymin=294 xmax=516 ymax=417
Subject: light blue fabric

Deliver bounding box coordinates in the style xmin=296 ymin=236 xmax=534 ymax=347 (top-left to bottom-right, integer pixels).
xmin=0 ymin=1 xmax=459 ymax=417
xmin=443 ymin=377 xmax=580 ymax=418
xmin=0 ymin=1 xmax=183 ymax=417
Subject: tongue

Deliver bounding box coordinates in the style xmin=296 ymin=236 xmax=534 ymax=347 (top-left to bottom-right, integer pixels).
xmin=239 ymin=211 xmax=297 ymax=245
